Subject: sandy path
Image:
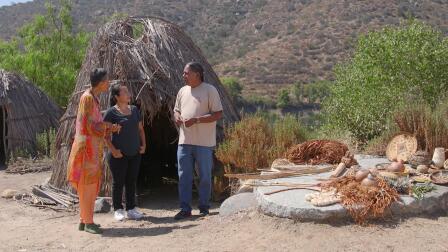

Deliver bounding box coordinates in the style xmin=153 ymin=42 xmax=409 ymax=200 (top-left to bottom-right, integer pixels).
xmin=1 ymin=170 xmax=448 ymax=252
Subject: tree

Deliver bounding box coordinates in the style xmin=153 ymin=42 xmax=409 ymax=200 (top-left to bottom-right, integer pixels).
xmin=221 ymin=77 xmax=243 ymax=103
xmin=292 ymin=81 xmax=331 ymax=104
xmin=0 ymin=0 xmax=90 ymax=106
xmin=292 ymin=82 xmax=303 ymax=104
xmin=323 ymin=20 xmax=448 ymax=143
xmin=303 ymin=80 xmax=331 ymax=103
xmin=276 ymin=88 xmax=291 ymax=108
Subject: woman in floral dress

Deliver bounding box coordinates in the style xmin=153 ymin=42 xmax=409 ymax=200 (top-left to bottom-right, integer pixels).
xmin=67 ymin=68 xmax=121 ymax=234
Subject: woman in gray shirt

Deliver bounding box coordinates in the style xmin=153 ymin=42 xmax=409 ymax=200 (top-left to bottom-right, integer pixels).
xmin=104 ymin=83 xmax=146 ymax=221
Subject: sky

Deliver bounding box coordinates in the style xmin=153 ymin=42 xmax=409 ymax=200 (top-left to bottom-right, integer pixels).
xmin=0 ymin=0 xmax=32 ymax=7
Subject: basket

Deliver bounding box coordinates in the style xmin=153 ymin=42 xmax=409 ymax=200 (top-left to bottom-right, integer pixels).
xmin=408 ymin=151 xmax=431 ymax=168
xmin=430 ymin=170 xmax=448 ymax=185
xmin=386 ymin=133 xmax=418 ymax=162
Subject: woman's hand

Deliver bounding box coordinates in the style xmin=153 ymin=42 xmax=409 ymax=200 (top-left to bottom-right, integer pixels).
xmin=111 ymin=148 xmax=123 ymax=158
xmin=139 ymin=145 xmax=146 ymax=154
xmin=110 ymin=123 xmax=122 ymax=133
xmin=105 ymin=122 xmax=121 ymax=133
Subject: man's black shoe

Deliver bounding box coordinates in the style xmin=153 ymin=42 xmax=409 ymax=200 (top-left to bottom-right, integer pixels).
xmin=199 ymin=208 xmax=209 ymax=217
xmin=174 ymin=210 xmax=192 ymax=220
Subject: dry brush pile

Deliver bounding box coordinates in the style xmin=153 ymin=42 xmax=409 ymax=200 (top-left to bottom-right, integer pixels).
xmin=216 ymin=115 xmax=307 ymax=174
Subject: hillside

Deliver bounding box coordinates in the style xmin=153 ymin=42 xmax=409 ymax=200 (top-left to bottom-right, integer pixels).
xmin=0 ymin=0 xmax=447 ymax=98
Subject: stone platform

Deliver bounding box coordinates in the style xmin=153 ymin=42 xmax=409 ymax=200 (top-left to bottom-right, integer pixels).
xmin=221 ymin=155 xmax=448 ymax=221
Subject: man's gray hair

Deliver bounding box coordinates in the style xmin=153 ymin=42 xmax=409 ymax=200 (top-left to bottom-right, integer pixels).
xmin=186 ymin=62 xmax=204 ymax=82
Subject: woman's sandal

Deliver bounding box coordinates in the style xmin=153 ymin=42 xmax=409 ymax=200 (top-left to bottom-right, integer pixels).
xmin=84 ymin=223 xmax=103 ymax=234
xmin=78 ymin=223 xmax=101 ymax=231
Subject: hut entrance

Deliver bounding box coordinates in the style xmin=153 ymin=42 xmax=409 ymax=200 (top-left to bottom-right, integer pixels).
xmin=138 ymin=111 xmax=179 ymax=193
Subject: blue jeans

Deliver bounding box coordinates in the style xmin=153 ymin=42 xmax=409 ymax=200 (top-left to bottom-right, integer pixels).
xmin=177 ymin=144 xmax=214 ymax=212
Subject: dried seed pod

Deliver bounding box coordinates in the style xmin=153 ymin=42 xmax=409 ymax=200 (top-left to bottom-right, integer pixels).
xmin=355 ymin=169 xmax=370 ymax=182
xmin=361 ymin=174 xmax=378 ymax=187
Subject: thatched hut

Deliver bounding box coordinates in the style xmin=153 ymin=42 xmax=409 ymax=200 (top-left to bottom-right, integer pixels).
xmin=49 ymin=17 xmax=240 ymax=196
xmin=0 ymin=70 xmax=62 ymax=162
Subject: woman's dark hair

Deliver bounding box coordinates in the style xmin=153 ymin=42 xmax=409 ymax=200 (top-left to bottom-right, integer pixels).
xmin=109 ymin=82 xmax=121 ymax=106
xmin=186 ymin=62 xmax=204 ymax=82
xmin=90 ymin=68 xmax=108 ymax=87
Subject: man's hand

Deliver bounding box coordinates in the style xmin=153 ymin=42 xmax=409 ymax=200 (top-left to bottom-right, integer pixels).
xmin=184 ymin=118 xmax=197 ymax=128
xmin=111 ymin=148 xmax=123 ymax=158
xmin=174 ymin=112 xmax=183 ymax=126
xmin=139 ymin=145 xmax=146 ymax=154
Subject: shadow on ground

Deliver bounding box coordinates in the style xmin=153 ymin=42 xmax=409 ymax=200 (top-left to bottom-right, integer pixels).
xmin=101 ymin=224 xmax=198 ymax=237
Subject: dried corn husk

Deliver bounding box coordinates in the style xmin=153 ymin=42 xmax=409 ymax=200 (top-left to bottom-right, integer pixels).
xmin=305 ymin=189 xmax=341 ymax=207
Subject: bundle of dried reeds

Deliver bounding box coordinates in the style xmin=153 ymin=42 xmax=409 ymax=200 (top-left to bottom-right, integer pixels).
xmin=285 ymin=140 xmax=355 ymax=165
xmin=225 ymin=165 xmax=334 ymax=180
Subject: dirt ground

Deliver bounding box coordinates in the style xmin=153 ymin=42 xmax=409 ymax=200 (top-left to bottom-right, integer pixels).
xmin=1 ymin=170 xmax=448 ymax=252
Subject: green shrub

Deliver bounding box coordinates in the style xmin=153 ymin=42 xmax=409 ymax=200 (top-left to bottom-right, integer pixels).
xmin=323 ymin=20 xmax=448 ymax=144
xmin=245 ymin=95 xmax=276 ymax=108
xmin=36 ymin=128 xmax=57 ymax=157
xmin=0 ymin=0 xmax=90 ymax=107
xmin=221 ymin=77 xmax=243 ymax=103
xmin=276 ymin=88 xmax=291 ymax=108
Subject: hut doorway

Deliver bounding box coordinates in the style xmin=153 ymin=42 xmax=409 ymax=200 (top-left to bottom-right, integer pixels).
xmin=138 ymin=110 xmax=179 ymax=194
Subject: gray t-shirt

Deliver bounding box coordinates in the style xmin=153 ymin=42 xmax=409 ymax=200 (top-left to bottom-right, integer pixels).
xmin=103 ymin=105 xmax=142 ymax=156
xmin=174 ymin=82 xmax=223 ymax=147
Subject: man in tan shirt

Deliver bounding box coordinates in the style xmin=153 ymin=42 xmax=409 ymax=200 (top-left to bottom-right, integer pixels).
xmin=173 ymin=62 xmax=223 ymax=220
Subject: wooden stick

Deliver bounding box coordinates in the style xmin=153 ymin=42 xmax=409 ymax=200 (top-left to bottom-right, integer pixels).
xmin=265 ymin=186 xmax=321 ymax=195
xmin=225 ymin=166 xmax=334 ymax=180
xmin=46 ymin=184 xmax=79 ymax=199
xmin=2 ymin=107 xmax=7 ymax=163
xmin=32 ymin=186 xmax=70 ymax=208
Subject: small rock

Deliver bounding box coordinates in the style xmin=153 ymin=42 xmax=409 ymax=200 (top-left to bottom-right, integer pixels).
xmin=220 ymin=192 xmax=257 ymax=217
xmin=94 ymin=198 xmax=111 ymax=213
xmin=236 ymin=185 xmax=253 ymax=194
xmin=13 ymin=194 xmax=23 ymax=200
xmin=1 ymin=189 xmax=19 ymax=199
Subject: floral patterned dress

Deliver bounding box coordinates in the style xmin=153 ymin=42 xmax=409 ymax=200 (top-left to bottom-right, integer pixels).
xmin=67 ymin=90 xmax=108 ymax=191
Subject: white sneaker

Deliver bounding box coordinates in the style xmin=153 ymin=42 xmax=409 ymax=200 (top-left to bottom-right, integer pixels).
xmin=114 ymin=209 xmax=126 ymax=221
xmin=127 ymin=208 xmax=143 ymax=220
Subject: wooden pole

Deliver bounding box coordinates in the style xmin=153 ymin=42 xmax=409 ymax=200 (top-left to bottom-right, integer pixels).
xmin=46 ymin=130 xmax=50 ymax=157
xmin=2 ymin=107 xmax=7 ymax=163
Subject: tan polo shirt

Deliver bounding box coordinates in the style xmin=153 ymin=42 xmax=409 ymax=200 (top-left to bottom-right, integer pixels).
xmin=174 ymin=82 xmax=223 ymax=147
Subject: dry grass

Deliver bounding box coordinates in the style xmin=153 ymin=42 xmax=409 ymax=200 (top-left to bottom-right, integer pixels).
xmin=364 ymin=101 xmax=448 ymax=156
xmin=393 ymin=102 xmax=448 ymax=154
xmin=216 ymin=115 xmax=307 ymax=174
xmin=363 ymin=126 xmax=399 ymax=156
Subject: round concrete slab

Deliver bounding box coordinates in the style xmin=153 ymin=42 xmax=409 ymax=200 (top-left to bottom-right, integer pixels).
xmin=255 ymin=155 xmax=448 ymax=221
xmin=219 ymin=192 xmax=257 ymax=217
